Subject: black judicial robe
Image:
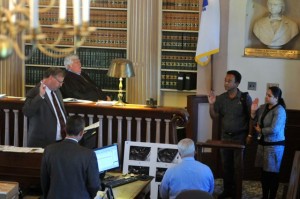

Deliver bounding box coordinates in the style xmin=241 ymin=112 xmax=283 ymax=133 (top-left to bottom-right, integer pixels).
xmin=60 ymin=70 xmax=105 ymax=101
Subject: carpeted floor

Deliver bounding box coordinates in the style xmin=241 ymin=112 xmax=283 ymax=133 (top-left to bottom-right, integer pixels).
xmin=213 ymin=178 xmax=286 ymax=199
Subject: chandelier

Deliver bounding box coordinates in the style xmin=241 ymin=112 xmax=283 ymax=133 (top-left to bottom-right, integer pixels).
xmin=0 ymin=0 xmax=95 ymax=60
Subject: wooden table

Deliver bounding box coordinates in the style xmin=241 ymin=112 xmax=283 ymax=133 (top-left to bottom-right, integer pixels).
xmin=113 ymin=179 xmax=151 ymax=199
xmin=106 ymin=172 xmax=152 ymax=199
xmin=196 ymin=140 xmax=245 ymax=199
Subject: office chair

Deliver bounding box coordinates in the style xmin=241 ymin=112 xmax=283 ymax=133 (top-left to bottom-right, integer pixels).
xmin=175 ymin=190 xmax=213 ymax=199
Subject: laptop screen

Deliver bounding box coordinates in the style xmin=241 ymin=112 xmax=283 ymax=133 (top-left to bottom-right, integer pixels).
xmin=94 ymin=143 xmax=120 ymax=174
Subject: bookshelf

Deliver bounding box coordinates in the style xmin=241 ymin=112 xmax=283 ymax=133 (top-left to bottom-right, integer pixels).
xmin=24 ymin=0 xmax=128 ymax=101
xmin=158 ymin=0 xmax=200 ymax=107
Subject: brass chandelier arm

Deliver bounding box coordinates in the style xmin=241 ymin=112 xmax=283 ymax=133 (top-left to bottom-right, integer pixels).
xmin=37 ymin=0 xmax=57 ymax=13
xmin=36 ymin=36 xmax=87 ymax=58
xmin=37 ymin=44 xmax=77 ymax=58
xmin=13 ymin=39 xmax=32 ymax=60
xmin=0 ymin=0 xmax=95 ymax=60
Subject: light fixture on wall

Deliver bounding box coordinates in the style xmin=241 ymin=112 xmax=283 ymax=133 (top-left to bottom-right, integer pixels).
xmin=107 ymin=58 xmax=135 ymax=106
xmin=0 ymin=0 xmax=95 ymax=60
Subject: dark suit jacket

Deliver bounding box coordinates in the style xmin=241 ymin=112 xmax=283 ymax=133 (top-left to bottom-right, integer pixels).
xmin=23 ymin=84 xmax=67 ymax=148
xmin=60 ymin=70 xmax=105 ymax=101
xmin=41 ymin=139 xmax=101 ymax=199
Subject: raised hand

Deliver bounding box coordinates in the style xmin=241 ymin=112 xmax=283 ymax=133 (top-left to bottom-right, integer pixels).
xmin=207 ymin=90 xmax=216 ymax=104
xmin=251 ymin=98 xmax=259 ymax=118
xmin=251 ymin=98 xmax=259 ymax=112
xmin=39 ymin=80 xmax=46 ymax=98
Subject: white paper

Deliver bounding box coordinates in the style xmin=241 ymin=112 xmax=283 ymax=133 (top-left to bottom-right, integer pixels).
xmin=96 ymin=100 xmax=117 ymax=106
xmin=63 ymin=98 xmax=94 ymax=103
xmin=0 ymin=145 xmax=44 ymax=153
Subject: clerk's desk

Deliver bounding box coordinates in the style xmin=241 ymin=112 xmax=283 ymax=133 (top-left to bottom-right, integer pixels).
xmin=0 ymin=147 xmax=151 ymax=199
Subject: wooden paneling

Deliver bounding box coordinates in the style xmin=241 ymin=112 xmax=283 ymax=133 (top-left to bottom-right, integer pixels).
xmin=0 ymin=151 xmax=42 ymax=194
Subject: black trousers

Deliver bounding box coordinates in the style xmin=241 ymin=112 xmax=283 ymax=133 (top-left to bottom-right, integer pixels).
xmin=261 ymin=170 xmax=280 ymax=199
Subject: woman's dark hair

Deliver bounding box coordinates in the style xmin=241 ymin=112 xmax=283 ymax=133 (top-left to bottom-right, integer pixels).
xmin=269 ymin=86 xmax=286 ymax=109
xmin=66 ymin=115 xmax=85 ymax=136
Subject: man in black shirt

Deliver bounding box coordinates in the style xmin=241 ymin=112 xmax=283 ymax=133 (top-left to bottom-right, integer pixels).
xmin=208 ymin=70 xmax=252 ymax=199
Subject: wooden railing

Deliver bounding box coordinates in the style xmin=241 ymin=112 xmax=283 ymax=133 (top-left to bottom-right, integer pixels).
xmin=0 ymin=97 xmax=189 ymax=156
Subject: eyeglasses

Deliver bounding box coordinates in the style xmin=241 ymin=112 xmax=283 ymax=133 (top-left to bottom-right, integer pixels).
xmin=53 ymin=76 xmax=64 ymax=84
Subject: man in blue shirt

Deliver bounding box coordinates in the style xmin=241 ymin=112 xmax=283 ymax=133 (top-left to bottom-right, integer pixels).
xmin=159 ymin=138 xmax=214 ymax=199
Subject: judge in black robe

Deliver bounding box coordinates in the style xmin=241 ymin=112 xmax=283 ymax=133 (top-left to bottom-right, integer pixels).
xmin=60 ymin=54 xmax=108 ymax=101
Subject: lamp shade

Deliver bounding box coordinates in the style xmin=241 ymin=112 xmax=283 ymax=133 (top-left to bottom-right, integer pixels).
xmin=107 ymin=58 xmax=135 ymax=78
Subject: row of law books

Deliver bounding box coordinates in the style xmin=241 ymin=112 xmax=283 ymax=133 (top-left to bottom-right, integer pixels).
xmin=161 ymin=71 xmax=196 ymax=90
xmin=26 ymin=67 xmax=51 ymax=85
xmin=39 ymin=0 xmax=127 ymax=9
xmin=162 ymin=0 xmax=199 ymax=10
xmin=39 ymin=8 xmax=73 ymax=25
xmin=84 ymin=70 xmax=125 ymax=90
xmin=162 ymin=32 xmax=198 ymax=42
xmin=161 ymin=51 xmax=197 ymax=70
xmin=84 ymin=30 xmax=127 ymax=48
xmin=90 ymin=0 xmax=127 ymax=8
xmin=162 ymin=32 xmax=198 ymax=50
xmin=162 ymin=12 xmax=199 ymax=31
xmin=90 ymin=10 xmax=127 ymax=28
xmin=25 ymin=46 xmax=65 ymax=66
xmin=39 ymin=9 xmax=127 ymax=29
xmin=162 ymin=41 xmax=197 ymax=50
xmin=39 ymin=27 xmax=74 ymax=46
xmin=161 ymin=61 xmax=197 ymax=71
xmin=77 ymin=48 xmax=126 ymax=69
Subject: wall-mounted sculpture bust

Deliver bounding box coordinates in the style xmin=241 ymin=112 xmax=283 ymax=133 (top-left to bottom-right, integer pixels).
xmin=253 ymin=0 xmax=299 ymax=49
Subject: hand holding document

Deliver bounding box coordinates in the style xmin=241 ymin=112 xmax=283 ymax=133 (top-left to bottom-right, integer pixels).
xmin=84 ymin=121 xmax=100 ymax=132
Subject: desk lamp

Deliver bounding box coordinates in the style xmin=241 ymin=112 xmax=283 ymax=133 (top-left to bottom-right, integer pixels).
xmin=107 ymin=58 xmax=135 ymax=106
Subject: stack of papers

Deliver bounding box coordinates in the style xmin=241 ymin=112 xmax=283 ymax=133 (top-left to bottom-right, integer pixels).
xmin=63 ymin=98 xmax=93 ymax=103
xmin=96 ymin=100 xmax=117 ymax=106
xmin=0 ymin=145 xmax=44 ymax=153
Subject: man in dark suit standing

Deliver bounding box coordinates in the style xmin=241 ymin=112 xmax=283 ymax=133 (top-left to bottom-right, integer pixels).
xmin=60 ymin=54 xmax=110 ymax=101
xmin=41 ymin=115 xmax=101 ymax=199
xmin=23 ymin=67 xmax=67 ymax=148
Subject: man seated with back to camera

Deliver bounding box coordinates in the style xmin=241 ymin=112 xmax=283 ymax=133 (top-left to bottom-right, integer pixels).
xmin=159 ymin=138 xmax=214 ymax=199
xmin=41 ymin=115 xmax=101 ymax=199
xmin=60 ymin=54 xmax=111 ymax=101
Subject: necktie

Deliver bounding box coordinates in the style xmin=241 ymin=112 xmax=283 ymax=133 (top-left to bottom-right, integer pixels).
xmin=51 ymin=91 xmax=66 ymax=139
